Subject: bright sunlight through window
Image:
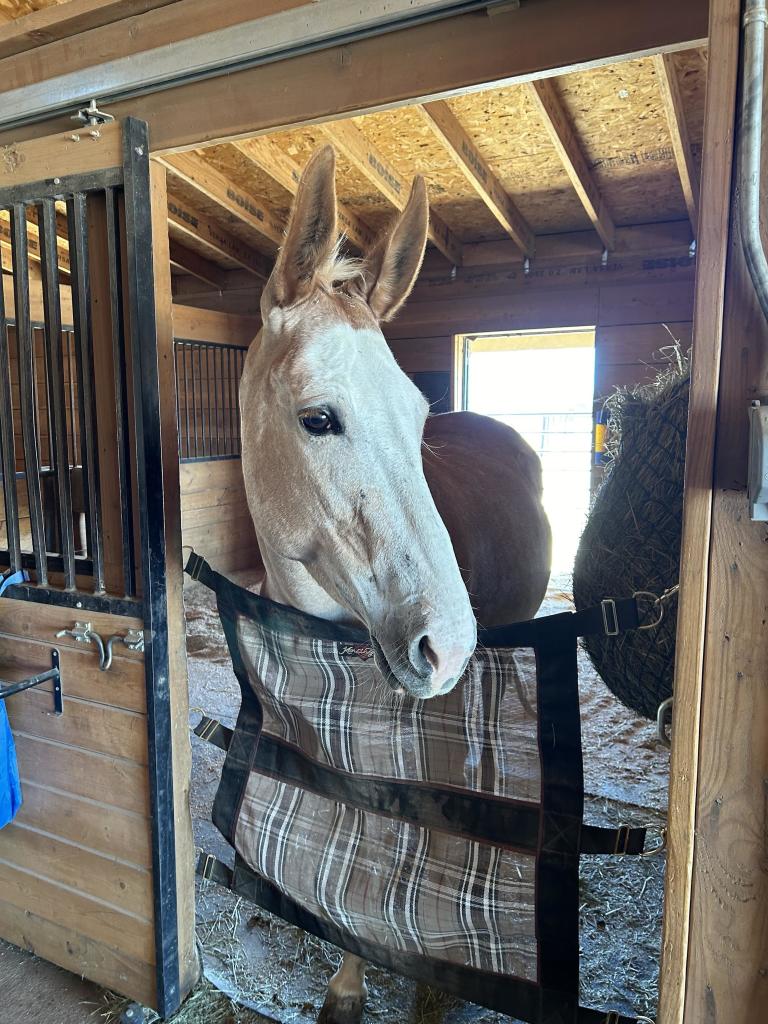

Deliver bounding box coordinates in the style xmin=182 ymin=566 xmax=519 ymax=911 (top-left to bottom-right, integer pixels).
xmin=462 ymin=329 xmax=596 ymax=574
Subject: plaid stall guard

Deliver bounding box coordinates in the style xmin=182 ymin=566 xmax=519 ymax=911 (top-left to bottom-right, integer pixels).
xmin=186 ymin=553 xmax=652 ymax=1024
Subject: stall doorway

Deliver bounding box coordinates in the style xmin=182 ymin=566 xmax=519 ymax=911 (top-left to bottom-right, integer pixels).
xmin=460 ymin=329 xmax=595 ymax=574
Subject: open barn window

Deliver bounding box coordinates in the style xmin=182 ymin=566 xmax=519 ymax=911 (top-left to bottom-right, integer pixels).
xmin=174 ymin=339 xmax=247 ymax=461
xmin=459 ymin=329 xmax=596 ymax=573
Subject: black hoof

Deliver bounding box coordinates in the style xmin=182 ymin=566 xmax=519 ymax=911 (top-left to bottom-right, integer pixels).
xmin=317 ymin=992 xmax=366 ymax=1024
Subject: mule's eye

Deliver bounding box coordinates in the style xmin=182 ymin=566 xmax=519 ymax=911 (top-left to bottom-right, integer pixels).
xmin=299 ymin=408 xmax=341 ymax=435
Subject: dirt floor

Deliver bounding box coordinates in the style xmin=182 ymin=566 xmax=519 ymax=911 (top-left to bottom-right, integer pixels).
xmin=0 ymin=572 xmax=668 ymax=1024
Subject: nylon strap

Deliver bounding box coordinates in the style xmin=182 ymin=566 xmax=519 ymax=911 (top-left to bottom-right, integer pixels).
xmin=194 ymin=716 xmax=648 ymax=856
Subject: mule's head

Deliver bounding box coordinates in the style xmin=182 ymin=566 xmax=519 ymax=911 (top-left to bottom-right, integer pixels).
xmin=240 ymin=146 xmax=476 ymax=698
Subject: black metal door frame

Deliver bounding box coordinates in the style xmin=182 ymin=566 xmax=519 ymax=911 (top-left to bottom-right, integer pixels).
xmin=0 ymin=118 xmax=183 ymax=1019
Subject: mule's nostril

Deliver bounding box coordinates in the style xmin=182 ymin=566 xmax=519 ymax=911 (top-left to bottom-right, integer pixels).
xmin=419 ymin=635 xmax=439 ymax=672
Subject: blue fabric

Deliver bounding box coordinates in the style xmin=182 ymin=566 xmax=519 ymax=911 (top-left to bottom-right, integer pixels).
xmin=0 ymin=701 xmax=22 ymax=828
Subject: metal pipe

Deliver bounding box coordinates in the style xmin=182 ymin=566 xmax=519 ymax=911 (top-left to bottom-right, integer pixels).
xmin=740 ymin=1 xmax=768 ymax=321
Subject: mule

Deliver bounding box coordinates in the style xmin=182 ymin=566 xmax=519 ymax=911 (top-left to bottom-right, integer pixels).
xmin=239 ymin=145 xmax=551 ymax=1024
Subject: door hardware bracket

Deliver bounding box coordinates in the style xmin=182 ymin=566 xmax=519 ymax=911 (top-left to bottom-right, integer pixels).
xmin=0 ymin=649 xmax=62 ymax=715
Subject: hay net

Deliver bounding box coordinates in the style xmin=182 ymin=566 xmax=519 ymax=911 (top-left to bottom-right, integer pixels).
xmin=573 ymin=352 xmax=689 ymax=720
xmin=186 ymin=552 xmax=655 ymax=1024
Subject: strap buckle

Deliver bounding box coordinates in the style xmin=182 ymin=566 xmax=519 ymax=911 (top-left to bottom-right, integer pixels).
xmin=601 ymin=598 xmax=619 ymax=636
xmin=183 ymin=547 xmax=204 ymax=580
xmin=199 ymin=852 xmax=217 ymax=881
xmin=613 ymin=824 xmax=632 ymax=855
xmin=640 ymin=824 xmax=667 ymax=858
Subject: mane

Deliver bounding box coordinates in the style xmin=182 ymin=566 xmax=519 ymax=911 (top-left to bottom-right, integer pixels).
xmin=315 ymin=236 xmax=365 ymax=291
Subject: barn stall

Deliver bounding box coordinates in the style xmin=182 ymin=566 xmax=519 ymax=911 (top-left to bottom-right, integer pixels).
xmin=0 ymin=2 xmax=764 ymax=1024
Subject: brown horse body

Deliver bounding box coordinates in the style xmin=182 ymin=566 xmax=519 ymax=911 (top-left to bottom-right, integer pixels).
xmin=424 ymin=410 xmax=551 ymax=627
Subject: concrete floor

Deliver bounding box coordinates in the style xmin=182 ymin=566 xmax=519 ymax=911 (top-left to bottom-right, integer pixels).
xmin=0 ymin=939 xmax=104 ymax=1024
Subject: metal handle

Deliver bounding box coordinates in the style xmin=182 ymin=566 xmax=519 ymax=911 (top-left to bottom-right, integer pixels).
xmin=56 ymin=621 xmax=108 ymax=670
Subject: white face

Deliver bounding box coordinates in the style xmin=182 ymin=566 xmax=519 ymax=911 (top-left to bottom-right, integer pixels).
xmin=240 ymin=293 xmax=477 ymax=699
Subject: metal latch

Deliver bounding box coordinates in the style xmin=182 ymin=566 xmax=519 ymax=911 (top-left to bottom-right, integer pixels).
xmin=55 ymin=622 xmax=144 ymax=671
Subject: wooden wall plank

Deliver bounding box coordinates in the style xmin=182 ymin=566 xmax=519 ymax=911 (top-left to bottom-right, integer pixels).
xmin=0 ymin=124 xmax=122 ymax=189
xmin=0 ymin=598 xmax=142 ymax=648
xmin=12 ymin=781 xmax=152 ymax=867
xmin=0 ymin=861 xmax=154 ymax=964
xmin=7 ymin=689 xmax=148 ymax=763
xmin=0 ymin=897 xmax=156 ymax=1007
xmin=13 ymin=736 xmax=150 ymax=816
xmin=0 ymin=826 xmax=153 ymax=919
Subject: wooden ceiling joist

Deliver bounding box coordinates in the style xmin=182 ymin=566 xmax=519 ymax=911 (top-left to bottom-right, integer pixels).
xmin=527 ymin=78 xmax=616 ymax=251
xmin=160 ymin=151 xmax=286 ymax=249
xmin=231 ymin=136 xmax=378 ymax=252
xmin=420 ymin=100 xmax=535 ymax=258
xmin=653 ymin=52 xmax=699 ymax=234
xmin=168 ymin=239 xmax=231 ymax=291
xmin=166 ymin=193 xmax=272 ymax=280
xmin=321 ymin=119 xmax=464 ymax=267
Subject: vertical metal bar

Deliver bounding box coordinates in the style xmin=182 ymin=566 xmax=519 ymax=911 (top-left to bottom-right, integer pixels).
xmin=0 ymin=247 xmax=21 ymax=571
xmin=122 ymin=117 xmax=180 ymax=1019
xmin=190 ymin=341 xmax=198 ymax=457
xmin=182 ymin=343 xmax=190 ymax=460
xmin=217 ymin=345 xmax=226 ymax=457
xmin=236 ymin=348 xmax=243 ymax=454
xmin=106 ymin=185 xmax=136 ymax=596
xmin=68 ymin=191 xmax=105 ymax=592
xmin=225 ymin=345 xmax=233 ymax=455
xmin=11 ymin=204 xmax=47 ymax=584
xmin=206 ymin=345 xmax=214 ymax=456
xmin=198 ymin=344 xmax=206 ymax=457
xmin=41 ymin=328 xmax=54 ymax=470
xmin=211 ymin=346 xmax=219 ymax=456
xmin=66 ymin=332 xmax=77 ymax=466
xmin=40 ymin=197 xmax=76 ymax=589
xmin=174 ymin=342 xmax=182 ymax=458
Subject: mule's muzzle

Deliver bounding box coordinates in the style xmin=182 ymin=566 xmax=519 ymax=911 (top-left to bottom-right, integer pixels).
xmin=372 ymin=622 xmax=476 ymax=700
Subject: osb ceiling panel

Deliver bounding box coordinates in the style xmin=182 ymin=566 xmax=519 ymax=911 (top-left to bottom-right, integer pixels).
xmin=0 ymin=0 xmax=62 ymax=21
xmin=201 ymin=144 xmax=295 ymax=217
xmin=554 ymin=56 xmax=688 ymax=227
xmin=352 ymin=106 xmax=504 ymax=241
xmin=447 ymin=85 xmax=592 ymax=237
xmin=187 ymin=46 xmax=707 ymax=271
xmin=167 ymin=178 xmax=276 ymax=259
xmin=268 ymin=125 xmax=395 ymax=221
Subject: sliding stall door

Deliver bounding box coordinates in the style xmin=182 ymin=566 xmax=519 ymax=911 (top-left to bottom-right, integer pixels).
xmin=0 ymin=120 xmax=196 ymax=1016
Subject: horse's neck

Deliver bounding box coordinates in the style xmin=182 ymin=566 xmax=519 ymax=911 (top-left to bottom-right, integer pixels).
xmin=258 ymin=543 xmax=352 ymax=622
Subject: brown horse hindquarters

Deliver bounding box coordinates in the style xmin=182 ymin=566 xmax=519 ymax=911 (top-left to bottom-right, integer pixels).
xmin=424 ymin=412 xmax=552 ymax=627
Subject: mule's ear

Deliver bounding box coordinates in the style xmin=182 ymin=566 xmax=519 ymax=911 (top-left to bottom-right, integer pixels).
xmin=363 ymin=176 xmax=428 ymax=321
xmin=269 ymin=145 xmax=338 ymax=307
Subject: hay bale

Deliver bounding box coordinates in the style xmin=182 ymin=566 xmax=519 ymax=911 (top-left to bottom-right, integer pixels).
xmin=573 ymin=353 xmax=689 ymax=720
